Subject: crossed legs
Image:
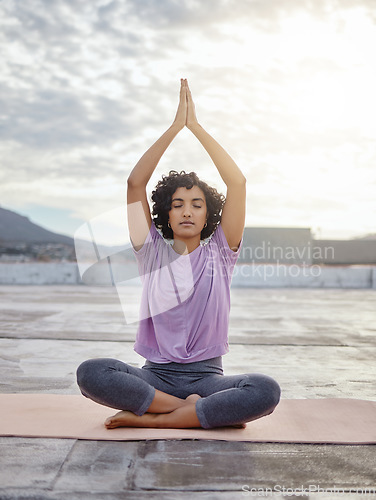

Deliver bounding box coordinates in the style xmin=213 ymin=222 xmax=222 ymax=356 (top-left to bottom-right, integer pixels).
xmin=105 ymin=391 xmax=202 ymax=429
xmin=77 ymin=358 xmax=281 ymax=429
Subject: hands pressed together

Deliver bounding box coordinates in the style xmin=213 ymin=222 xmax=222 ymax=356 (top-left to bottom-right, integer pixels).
xmin=173 ymin=78 xmax=199 ymax=131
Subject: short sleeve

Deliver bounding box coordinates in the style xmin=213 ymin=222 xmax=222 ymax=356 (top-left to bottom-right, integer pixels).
xmin=132 ymin=222 xmax=160 ymax=255
xmin=211 ymin=223 xmax=242 ymax=256
xmin=209 ymin=223 xmax=243 ymax=278
xmin=132 ymin=222 xmax=165 ymax=277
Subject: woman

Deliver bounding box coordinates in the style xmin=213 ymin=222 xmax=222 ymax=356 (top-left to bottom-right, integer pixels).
xmin=77 ymin=79 xmax=280 ymax=429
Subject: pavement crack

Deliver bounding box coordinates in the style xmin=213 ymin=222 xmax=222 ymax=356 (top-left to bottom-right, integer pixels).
xmin=49 ymin=439 xmax=78 ymax=492
xmin=124 ymin=441 xmax=144 ymax=491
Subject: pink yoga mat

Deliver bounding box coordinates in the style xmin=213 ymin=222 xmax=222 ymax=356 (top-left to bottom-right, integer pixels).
xmin=0 ymin=394 xmax=375 ymax=444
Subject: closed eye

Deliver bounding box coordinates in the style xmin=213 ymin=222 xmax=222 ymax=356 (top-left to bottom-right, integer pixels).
xmin=172 ymin=204 xmax=202 ymax=209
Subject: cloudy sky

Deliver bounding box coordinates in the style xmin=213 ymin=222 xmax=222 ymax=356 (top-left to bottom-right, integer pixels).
xmin=1 ymin=0 xmax=375 ymax=244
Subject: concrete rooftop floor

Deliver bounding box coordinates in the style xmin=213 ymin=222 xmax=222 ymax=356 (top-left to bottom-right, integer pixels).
xmin=0 ymin=285 xmax=375 ymax=499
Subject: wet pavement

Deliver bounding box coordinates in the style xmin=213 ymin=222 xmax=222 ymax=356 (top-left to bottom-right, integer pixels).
xmin=0 ymin=285 xmax=375 ymax=499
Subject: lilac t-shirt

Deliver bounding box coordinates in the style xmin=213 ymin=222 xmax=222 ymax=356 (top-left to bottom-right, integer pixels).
xmin=133 ymin=222 xmax=242 ymax=363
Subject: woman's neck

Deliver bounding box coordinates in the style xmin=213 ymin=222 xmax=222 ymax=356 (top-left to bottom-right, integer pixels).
xmin=172 ymin=236 xmax=200 ymax=255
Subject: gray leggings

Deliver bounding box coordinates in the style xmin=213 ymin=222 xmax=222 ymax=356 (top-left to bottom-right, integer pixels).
xmin=76 ymin=356 xmax=281 ymax=429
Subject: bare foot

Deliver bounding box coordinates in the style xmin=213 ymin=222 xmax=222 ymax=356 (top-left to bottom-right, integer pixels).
xmin=105 ymin=410 xmax=143 ymax=429
xmin=105 ymin=396 xmax=202 ymax=430
xmin=231 ymin=423 xmax=247 ymax=429
xmin=105 ymin=403 xmax=201 ymax=429
xmin=185 ymin=393 xmax=201 ymax=405
xmin=104 ymin=399 xmax=246 ymax=430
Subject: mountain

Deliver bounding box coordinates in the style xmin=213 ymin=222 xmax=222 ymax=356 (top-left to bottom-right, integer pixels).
xmin=0 ymin=207 xmax=74 ymax=245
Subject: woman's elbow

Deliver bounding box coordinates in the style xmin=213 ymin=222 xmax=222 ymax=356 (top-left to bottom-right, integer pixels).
xmin=238 ymin=173 xmax=247 ymax=185
xmin=127 ymin=176 xmax=144 ymax=189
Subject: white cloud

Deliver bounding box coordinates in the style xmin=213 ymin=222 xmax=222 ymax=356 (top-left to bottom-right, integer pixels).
xmin=1 ymin=0 xmax=375 ymax=238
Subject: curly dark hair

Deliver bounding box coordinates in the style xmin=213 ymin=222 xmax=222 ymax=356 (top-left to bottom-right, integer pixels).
xmin=151 ymin=170 xmax=225 ymax=239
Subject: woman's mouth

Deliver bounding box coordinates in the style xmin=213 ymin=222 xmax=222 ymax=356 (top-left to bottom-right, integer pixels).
xmin=180 ymin=221 xmax=194 ymax=225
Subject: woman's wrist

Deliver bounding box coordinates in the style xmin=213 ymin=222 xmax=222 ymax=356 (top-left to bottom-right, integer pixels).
xmin=166 ymin=123 xmax=182 ymax=136
xmin=170 ymin=121 xmax=185 ymax=133
xmin=187 ymin=122 xmax=202 ymax=134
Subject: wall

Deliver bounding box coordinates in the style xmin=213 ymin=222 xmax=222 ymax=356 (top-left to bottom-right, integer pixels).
xmin=239 ymin=227 xmax=312 ymax=264
xmin=231 ymin=264 xmax=376 ymax=289
xmin=312 ymin=240 xmax=376 ymax=265
xmin=239 ymin=229 xmax=376 ymax=266
xmin=0 ymin=262 xmax=376 ymax=289
xmin=0 ymin=263 xmax=79 ymax=285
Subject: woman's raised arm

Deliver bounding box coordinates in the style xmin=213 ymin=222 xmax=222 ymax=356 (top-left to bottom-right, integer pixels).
xmin=185 ymin=80 xmax=246 ymax=251
xmin=127 ymin=80 xmax=187 ymax=250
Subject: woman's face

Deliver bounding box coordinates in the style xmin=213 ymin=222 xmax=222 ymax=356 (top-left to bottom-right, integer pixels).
xmin=168 ymin=185 xmax=208 ymax=239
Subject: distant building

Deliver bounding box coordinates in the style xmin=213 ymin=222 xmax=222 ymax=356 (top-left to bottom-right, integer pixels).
xmin=239 ymin=227 xmax=313 ymax=265
xmin=238 ymin=228 xmax=376 ymax=265
xmin=312 ymin=240 xmax=376 ymax=265
xmin=0 ymin=242 xmax=76 ymax=262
